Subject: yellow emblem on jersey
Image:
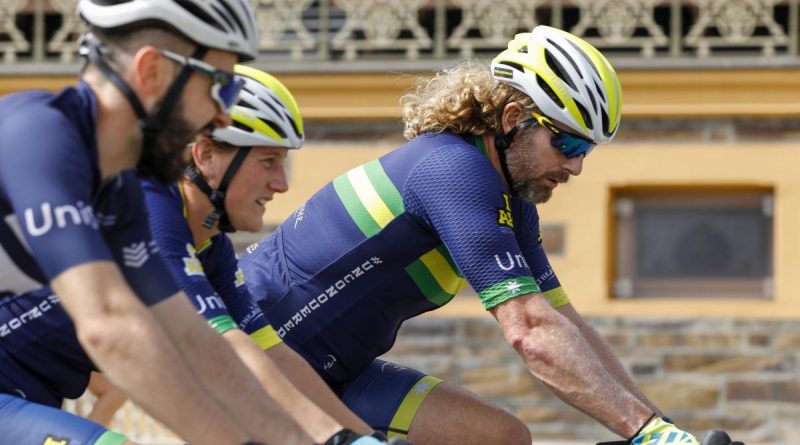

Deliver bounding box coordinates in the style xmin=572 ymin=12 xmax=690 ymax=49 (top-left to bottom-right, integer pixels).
xmin=234 ymin=267 xmax=245 ymax=288
xmin=43 ymin=437 xmax=69 ymax=445
xmin=497 ymin=193 xmax=514 ymax=228
xmin=182 ymin=243 xmax=205 ymax=276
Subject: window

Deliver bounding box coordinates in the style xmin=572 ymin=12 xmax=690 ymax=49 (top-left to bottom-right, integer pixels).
xmin=613 ymin=187 xmax=773 ymax=299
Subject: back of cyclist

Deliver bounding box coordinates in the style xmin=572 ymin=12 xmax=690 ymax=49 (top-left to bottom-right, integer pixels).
xmin=0 ymin=1 xmax=322 ymax=444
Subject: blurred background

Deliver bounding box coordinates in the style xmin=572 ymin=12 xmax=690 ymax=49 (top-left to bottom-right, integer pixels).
xmin=3 ymin=0 xmax=799 ymax=443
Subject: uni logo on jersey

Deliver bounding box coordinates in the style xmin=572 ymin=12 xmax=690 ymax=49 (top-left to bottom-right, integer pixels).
xmin=497 ymin=193 xmax=514 ymax=228
xmin=43 ymin=437 xmax=69 ymax=445
xmin=24 ymin=201 xmax=99 ymax=237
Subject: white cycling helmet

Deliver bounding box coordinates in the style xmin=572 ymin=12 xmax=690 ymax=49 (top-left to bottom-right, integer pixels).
xmin=78 ymin=0 xmax=260 ymax=61
xmin=213 ymin=65 xmax=304 ymax=149
xmin=491 ymin=25 xmax=622 ymax=144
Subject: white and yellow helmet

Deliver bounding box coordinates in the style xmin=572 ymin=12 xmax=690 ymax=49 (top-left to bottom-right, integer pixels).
xmin=491 ymin=26 xmax=622 ymax=144
xmin=212 ymin=65 xmax=304 ymax=149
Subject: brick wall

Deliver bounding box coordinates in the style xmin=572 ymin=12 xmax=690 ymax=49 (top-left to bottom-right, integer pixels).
xmin=382 ymin=316 xmax=800 ymax=444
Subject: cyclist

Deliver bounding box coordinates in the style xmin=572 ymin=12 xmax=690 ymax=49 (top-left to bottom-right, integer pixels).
xmin=239 ymin=26 xmax=714 ymax=444
xmin=0 ymin=1 xmax=336 ymax=444
xmin=138 ymin=64 xmax=398 ymax=444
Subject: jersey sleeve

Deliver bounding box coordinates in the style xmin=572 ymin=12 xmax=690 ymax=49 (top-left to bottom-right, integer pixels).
xmin=404 ymin=143 xmax=540 ymax=310
xmin=203 ymin=235 xmax=282 ymax=349
xmin=0 ymin=105 xmax=176 ymax=305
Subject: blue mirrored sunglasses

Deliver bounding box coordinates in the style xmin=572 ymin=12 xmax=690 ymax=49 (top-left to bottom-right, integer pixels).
xmin=158 ymin=48 xmax=244 ymax=113
xmin=529 ymin=111 xmax=595 ymax=158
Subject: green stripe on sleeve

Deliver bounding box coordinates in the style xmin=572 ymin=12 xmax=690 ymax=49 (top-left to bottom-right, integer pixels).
xmin=478 ymin=276 xmax=540 ymax=310
xmin=95 ymin=430 xmax=129 ymax=445
xmin=208 ymin=315 xmax=237 ymax=334
xmin=363 ymin=160 xmax=405 ymax=216
xmin=333 ymin=173 xmax=381 ymax=237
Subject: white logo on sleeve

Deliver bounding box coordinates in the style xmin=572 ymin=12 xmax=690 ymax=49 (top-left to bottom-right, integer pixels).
xmin=122 ymin=242 xmax=150 ymax=268
xmin=182 ymin=244 xmax=205 ymax=276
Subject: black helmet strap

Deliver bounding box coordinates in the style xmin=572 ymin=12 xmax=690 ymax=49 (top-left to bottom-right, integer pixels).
xmin=493 ymin=119 xmax=535 ymax=197
xmin=185 ymin=146 xmax=253 ymax=233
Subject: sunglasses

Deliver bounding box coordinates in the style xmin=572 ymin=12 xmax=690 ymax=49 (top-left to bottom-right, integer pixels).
xmin=158 ymin=48 xmax=244 ymax=113
xmin=526 ymin=111 xmax=595 ymax=158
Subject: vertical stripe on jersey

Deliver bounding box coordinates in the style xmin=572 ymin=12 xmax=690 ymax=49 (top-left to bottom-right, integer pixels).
xmin=333 ymin=160 xmax=404 ymax=237
xmin=405 ymin=245 xmax=466 ymax=306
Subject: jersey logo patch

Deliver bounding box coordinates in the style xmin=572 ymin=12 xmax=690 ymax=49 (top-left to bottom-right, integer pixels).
xmin=43 ymin=437 xmax=69 ymax=445
xmin=183 ymin=244 xmax=205 ymax=276
xmin=234 ymin=267 xmax=245 ymax=288
xmin=497 ymin=193 xmax=514 ymax=228
xmin=122 ymin=241 xmax=153 ymax=268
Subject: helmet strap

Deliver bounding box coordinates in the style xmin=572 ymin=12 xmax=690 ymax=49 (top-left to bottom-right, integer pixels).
xmin=82 ymin=33 xmax=206 ymax=171
xmin=493 ymin=119 xmax=533 ymax=197
xmin=185 ymin=146 xmax=253 ymax=233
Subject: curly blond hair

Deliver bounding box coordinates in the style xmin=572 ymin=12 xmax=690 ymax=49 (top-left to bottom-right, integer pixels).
xmin=401 ymin=60 xmax=534 ymax=140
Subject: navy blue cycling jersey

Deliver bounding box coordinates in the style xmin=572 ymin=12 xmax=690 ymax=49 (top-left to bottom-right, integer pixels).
xmin=141 ymin=178 xmax=281 ymax=348
xmin=0 ymin=81 xmax=177 ymax=305
xmin=240 ymin=132 xmax=570 ymax=383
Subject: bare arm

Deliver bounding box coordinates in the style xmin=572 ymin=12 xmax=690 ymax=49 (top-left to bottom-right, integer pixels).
xmin=264 ymin=341 xmax=374 ymax=435
xmin=557 ymin=304 xmax=663 ymax=416
xmin=223 ymin=331 xmax=372 ymax=442
xmin=52 ymin=262 xmax=249 ymax=445
xmin=87 ymin=372 xmax=127 ymax=427
xmin=151 ymin=297 xmax=313 ymax=445
xmin=490 ymin=293 xmax=654 ymax=438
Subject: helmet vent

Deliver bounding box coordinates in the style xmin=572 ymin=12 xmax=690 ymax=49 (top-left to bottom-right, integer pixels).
xmin=519 ymin=45 xmax=528 ymax=54
xmin=547 ymin=38 xmax=582 ymax=80
xmin=586 ymin=88 xmax=597 ymax=113
xmin=503 ymin=61 xmax=525 ymax=73
xmin=575 ymin=101 xmax=592 ymax=130
xmin=536 ymin=74 xmax=565 ymax=109
xmin=544 ymin=49 xmax=576 ymax=91
xmin=215 ymin=1 xmax=248 ymax=39
xmin=594 ymin=81 xmax=606 ymax=102
xmin=601 ymin=109 xmax=611 ymax=137
xmin=176 ymin=0 xmax=225 ymax=33
xmin=261 ymin=118 xmax=287 ymax=138
xmin=233 ymin=120 xmax=254 ymax=133
xmin=566 ymin=39 xmax=601 ymax=80
xmin=284 ymin=112 xmax=302 ymax=139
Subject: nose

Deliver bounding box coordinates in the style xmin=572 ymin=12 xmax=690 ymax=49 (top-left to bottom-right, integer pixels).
xmin=213 ymin=110 xmax=232 ymax=130
xmin=270 ymin=165 xmax=289 ymax=194
xmin=563 ymin=155 xmax=584 ymax=176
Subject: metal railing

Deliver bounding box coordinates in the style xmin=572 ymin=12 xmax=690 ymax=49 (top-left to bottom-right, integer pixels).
xmin=1 ymin=0 xmax=798 ymax=73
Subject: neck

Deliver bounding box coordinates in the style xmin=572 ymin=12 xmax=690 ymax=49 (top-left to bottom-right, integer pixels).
xmin=481 ymin=133 xmax=509 ymax=190
xmin=180 ymin=177 xmax=220 ymax=246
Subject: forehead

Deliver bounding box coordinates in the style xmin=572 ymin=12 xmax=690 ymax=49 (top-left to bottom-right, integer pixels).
xmin=203 ymin=48 xmax=237 ymax=72
xmin=251 ymin=146 xmax=289 ymax=157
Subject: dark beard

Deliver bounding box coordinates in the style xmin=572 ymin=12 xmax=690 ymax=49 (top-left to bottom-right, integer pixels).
xmin=505 ymin=130 xmax=554 ymax=204
xmin=137 ymin=101 xmax=200 ymax=183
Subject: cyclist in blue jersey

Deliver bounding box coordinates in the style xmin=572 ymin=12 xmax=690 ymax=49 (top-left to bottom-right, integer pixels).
xmin=138 ymin=65 xmax=404 ymax=445
xmin=240 ymin=27 xmax=738 ymax=445
xmin=0 ymin=1 xmax=325 ymax=444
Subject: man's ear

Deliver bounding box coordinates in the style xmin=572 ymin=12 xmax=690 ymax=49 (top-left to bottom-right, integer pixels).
xmin=131 ymin=45 xmax=172 ymax=110
xmin=501 ymin=102 xmax=526 ymax=134
xmin=191 ymin=136 xmax=215 ymax=179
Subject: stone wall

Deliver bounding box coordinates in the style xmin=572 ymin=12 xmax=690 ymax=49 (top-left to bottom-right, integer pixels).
xmin=382 ymin=316 xmax=800 ymax=444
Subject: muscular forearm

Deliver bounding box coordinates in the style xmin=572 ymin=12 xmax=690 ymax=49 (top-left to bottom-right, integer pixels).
xmin=54 ymin=265 xmax=249 ymax=445
xmin=266 ymin=342 xmax=373 ymax=436
xmin=560 ymin=306 xmax=663 ymax=416
xmin=492 ymin=294 xmax=653 ymax=438
xmin=225 ymin=331 xmax=356 ymax=442
xmin=152 ymin=298 xmax=311 ymax=445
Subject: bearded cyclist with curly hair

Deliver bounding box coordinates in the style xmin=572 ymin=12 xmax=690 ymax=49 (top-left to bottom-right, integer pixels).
xmin=0 ymin=1 xmax=332 ymax=444
xmin=239 ymin=26 xmax=738 ymax=445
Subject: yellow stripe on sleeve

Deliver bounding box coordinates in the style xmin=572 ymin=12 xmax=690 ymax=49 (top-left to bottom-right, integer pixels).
xmin=250 ymin=325 xmax=283 ymax=350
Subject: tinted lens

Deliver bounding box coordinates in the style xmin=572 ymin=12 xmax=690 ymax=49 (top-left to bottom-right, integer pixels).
xmin=552 ymin=132 xmax=594 ymax=158
xmin=211 ymin=75 xmax=244 ymax=112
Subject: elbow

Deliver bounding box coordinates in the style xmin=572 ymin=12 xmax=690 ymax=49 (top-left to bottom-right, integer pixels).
xmin=506 ymin=326 xmax=556 ymax=368
xmin=74 ymin=305 xmax=144 ymax=361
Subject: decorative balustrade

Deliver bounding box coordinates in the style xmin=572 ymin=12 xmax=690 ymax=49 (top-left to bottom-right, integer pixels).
xmin=0 ymin=0 xmax=797 ymax=70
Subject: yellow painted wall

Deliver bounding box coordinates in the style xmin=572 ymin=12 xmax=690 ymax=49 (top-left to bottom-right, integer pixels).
xmin=270 ymin=141 xmax=800 ymax=320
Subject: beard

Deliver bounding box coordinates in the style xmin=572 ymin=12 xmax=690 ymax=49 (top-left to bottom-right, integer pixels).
xmin=137 ymin=100 xmax=210 ymax=183
xmin=506 ymin=130 xmax=569 ymax=204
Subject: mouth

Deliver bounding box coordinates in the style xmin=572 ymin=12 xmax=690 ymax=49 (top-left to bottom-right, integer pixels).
xmin=255 ymin=198 xmax=269 ymax=208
